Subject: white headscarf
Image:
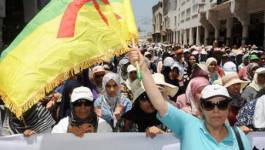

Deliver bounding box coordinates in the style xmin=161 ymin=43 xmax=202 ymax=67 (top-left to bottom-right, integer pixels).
xmin=206 ymin=57 xmax=217 ymax=69
xmin=206 ymin=57 xmax=219 ymax=84
xmin=102 ymin=72 xmax=121 ymax=111
xmin=249 ymin=68 xmax=265 ymax=91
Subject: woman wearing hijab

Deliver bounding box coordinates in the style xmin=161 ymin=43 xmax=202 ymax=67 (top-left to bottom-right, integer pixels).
xmin=94 ymin=72 xmax=132 ymax=128
xmin=221 ymin=73 xmax=248 ymax=125
xmin=246 ymin=63 xmax=259 ymax=81
xmin=190 ymin=63 xmax=209 ymax=79
xmin=121 ymin=80 xmax=163 ymax=132
xmin=187 ymin=55 xmax=198 ymax=77
xmin=206 ymin=57 xmax=224 ymax=84
xmin=58 ymin=80 xmax=81 ymax=120
xmin=242 ymin=67 xmax=265 ymax=102
xmin=52 ymin=87 xmax=112 ymax=137
xmin=176 ymin=77 xmax=209 ymax=117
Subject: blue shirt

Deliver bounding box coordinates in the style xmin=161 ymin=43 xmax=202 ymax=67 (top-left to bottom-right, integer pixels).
xmin=157 ymin=103 xmax=251 ymax=150
xmin=94 ymin=95 xmax=132 ymax=127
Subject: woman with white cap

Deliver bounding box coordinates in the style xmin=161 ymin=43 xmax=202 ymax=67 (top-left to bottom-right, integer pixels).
xmin=52 ymin=87 xmax=112 ymax=137
xmin=128 ymin=48 xmax=250 ymax=150
xmin=125 ymin=64 xmax=137 ymax=91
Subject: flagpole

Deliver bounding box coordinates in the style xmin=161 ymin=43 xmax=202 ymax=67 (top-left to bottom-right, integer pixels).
xmin=131 ymin=39 xmax=142 ymax=80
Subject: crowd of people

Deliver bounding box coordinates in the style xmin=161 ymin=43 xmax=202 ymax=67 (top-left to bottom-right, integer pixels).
xmin=1 ymin=42 xmax=265 ymax=149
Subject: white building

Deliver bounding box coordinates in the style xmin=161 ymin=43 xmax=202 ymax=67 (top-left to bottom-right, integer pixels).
xmin=153 ymin=0 xmax=265 ymax=47
xmin=153 ymin=0 xmax=208 ymax=45
xmin=152 ymin=0 xmax=163 ymax=42
xmin=200 ymin=0 xmax=265 ymax=47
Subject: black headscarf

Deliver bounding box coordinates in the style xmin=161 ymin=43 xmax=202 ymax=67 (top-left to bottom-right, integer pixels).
xmin=69 ymin=101 xmax=98 ymax=130
xmin=58 ymin=80 xmax=81 ymax=120
xmin=122 ymin=94 xmax=161 ymax=132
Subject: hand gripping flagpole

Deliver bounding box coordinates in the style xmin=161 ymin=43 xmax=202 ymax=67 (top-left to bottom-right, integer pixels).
xmin=131 ymin=39 xmax=142 ymax=80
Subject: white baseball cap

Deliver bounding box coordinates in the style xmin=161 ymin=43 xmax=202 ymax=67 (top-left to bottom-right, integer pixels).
xmin=163 ymin=57 xmax=175 ymax=67
xmin=201 ymin=84 xmax=231 ymax=100
xmin=71 ymin=87 xmax=93 ymax=103
xmin=127 ymin=64 xmax=137 ymax=73
xmin=256 ymin=67 xmax=265 ymax=75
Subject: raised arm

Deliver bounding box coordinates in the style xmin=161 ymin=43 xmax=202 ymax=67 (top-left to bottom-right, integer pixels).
xmin=128 ymin=48 xmax=168 ymax=116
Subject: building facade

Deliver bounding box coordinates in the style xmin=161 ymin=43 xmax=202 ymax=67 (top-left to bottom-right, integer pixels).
xmin=0 ymin=0 xmax=50 ymax=52
xmin=153 ymin=0 xmax=208 ymax=45
xmin=152 ymin=0 xmax=265 ymax=48
xmin=152 ymin=0 xmax=163 ymax=43
xmin=201 ymin=0 xmax=265 ymax=47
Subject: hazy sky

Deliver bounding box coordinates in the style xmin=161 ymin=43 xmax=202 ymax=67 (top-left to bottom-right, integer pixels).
xmin=131 ymin=0 xmax=159 ymax=33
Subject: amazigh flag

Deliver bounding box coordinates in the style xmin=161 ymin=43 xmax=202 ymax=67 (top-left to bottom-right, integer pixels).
xmin=0 ymin=0 xmax=138 ymax=118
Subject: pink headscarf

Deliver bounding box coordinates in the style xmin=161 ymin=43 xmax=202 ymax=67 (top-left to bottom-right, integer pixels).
xmin=177 ymin=77 xmax=209 ymax=115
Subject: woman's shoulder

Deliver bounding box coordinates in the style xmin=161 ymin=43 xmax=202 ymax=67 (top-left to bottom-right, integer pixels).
xmin=94 ymin=95 xmax=104 ymax=104
xmin=97 ymin=117 xmax=113 ymax=132
xmin=52 ymin=117 xmax=69 ymax=133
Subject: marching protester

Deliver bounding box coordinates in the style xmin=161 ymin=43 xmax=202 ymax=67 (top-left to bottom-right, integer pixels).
xmin=221 ymin=73 xmax=248 ymax=125
xmin=94 ymin=72 xmax=132 ymax=128
xmin=52 ymin=87 xmax=112 ymax=137
xmin=206 ymin=57 xmax=224 ymax=84
xmin=242 ymin=67 xmax=265 ymax=102
xmin=128 ymin=47 xmax=250 ymax=150
xmin=121 ymin=80 xmax=164 ymax=132
xmin=0 ymin=102 xmax=55 ymax=137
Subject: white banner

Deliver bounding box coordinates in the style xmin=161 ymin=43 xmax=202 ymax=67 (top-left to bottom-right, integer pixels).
xmin=0 ymin=132 xmax=264 ymax=150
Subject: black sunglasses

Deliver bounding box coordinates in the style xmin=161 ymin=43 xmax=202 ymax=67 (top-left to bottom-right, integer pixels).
xmin=137 ymin=93 xmax=150 ymax=102
xmin=94 ymin=74 xmax=105 ymax=78
xmin=73 ymin=100 xmax=93 ymax=107
xmin=201 ymin=100 xmax=229 ymax=111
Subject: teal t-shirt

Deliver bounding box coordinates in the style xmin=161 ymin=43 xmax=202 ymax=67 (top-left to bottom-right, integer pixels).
xmin=157 ymin=103 xmax=251 ymax=150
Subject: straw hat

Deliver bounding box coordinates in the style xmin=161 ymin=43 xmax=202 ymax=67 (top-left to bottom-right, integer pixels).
xmin=221 ymin=72 xmax=249 ymax=90
xmin=152 ymin=73 xmax=179 ymax=97
xmin=130 ymin=80 xmax=145 ymax=101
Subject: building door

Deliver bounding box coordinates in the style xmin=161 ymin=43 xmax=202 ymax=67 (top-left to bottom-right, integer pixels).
xmin=2 ymin=0 xmax=24 ymax=47
xmin=231 ymin=18 xmax=242 ymax=47
xmin=249 ymin=11 xmax=264 ymax=47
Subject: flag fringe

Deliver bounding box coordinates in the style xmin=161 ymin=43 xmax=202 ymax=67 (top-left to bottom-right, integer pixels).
xmin=0 ymin=46 xmax=131 ymax=118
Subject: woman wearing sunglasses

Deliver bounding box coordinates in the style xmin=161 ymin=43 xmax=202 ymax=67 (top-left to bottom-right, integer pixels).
xmin=121 ymin=80 xmax=163 ymax=132
xmin=128 ymin=48 xmax=250 ymax=150
xmin=52 ymin=87 xmax=112 ymax=137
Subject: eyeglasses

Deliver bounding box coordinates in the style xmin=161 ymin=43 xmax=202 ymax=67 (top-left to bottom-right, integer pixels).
xmin=201 ymin=100 xmax=229 ymax=111
xmin=73 ymin=100 xmax=93 ymax=107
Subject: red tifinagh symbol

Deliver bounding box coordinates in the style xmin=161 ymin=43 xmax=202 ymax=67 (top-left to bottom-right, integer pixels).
xmin=57 ymin=0 xmax=117 ymax=38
